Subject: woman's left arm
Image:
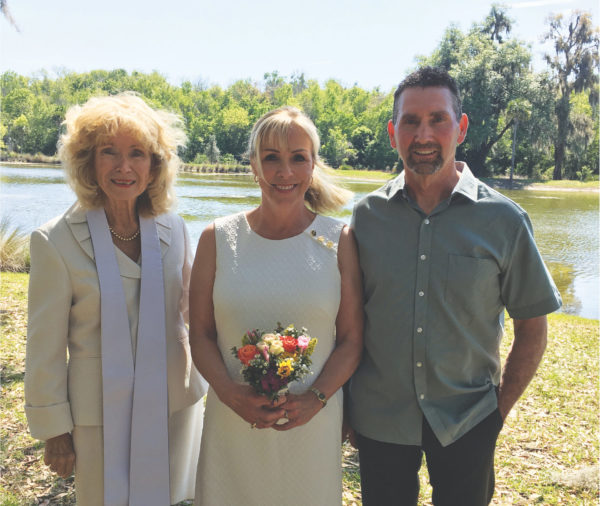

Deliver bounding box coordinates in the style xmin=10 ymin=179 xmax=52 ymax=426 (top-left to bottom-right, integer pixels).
xmin=273 ymin=226 xmax=364 ymax=430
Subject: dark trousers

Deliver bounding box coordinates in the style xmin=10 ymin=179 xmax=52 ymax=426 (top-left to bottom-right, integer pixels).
xmin=357 ymin=409 xmax=504 ymax=506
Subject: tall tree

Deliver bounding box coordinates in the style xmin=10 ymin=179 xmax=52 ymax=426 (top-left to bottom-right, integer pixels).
xmin=566 ymin=91 xmax=595 ymax=179
xmin=543 ymin=10 xmax=599 ymax=180
xmin=290 ymin=72 xmax=308 ymax=95
xmin=263 ymin=71 xmax=285 ymax=102
xmin=505 ymin=98 xmax=531 ymax=186
xmin=215 ymin=104 xmax=250 ymax=159
xmin=512 ymin=74 xmax=556 ymax=179
xmin=204 ymin=134 xmax=220 ymax=164
xmin=321 ymin=127 xmax=353 ymax=168
xmin=482 ymin=4 xmax=512 ymax=43
xmin=349 ymin=125 xmax=375 ymax=168
xmin=420 ymin=23 xmax=534 ymax=175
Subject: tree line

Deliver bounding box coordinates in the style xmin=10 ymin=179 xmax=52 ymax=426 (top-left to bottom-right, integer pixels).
xmin=1 ymin=6 xmax=597 ymax=180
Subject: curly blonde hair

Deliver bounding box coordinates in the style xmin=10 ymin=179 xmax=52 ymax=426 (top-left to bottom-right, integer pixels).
xmin=248 ymin=106 xmax=352 ymax=214
xmin=58 ymin=92 xmax=186 ymax=216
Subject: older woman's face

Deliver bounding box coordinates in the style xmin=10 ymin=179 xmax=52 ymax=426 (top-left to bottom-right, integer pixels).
xmin=254 ymin=125 xmax=314 ymax=209
xmin=94 ymin=132 xmax=152 ymax=206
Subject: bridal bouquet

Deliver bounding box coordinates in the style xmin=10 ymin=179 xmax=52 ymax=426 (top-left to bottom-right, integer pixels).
xmin=231 ymin=323 xmax=318 ymax=401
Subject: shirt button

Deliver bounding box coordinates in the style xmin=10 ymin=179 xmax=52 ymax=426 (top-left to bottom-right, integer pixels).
xmin=424 ymin=219 xmax=430 ymax=225
xmin=420 ymin=394 xmax=425 ymax=400
xmin=420 ymin=254 xmax=427 ymax=260
xmin=418 ymin=291 xmax=424 ymax=297
xmin=417 ymin=327 xmax=423 ymax=333
xmin=416 ymin=362 xmax=422 ymax=367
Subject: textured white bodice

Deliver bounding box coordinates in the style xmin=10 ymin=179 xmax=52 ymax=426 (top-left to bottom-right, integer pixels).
xmin=213 ymin=211 xmax=344 ymax=392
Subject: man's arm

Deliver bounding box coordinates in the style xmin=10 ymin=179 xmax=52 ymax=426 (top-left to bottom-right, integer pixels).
xmin=497 ymin=315 xmax=548 ymax=419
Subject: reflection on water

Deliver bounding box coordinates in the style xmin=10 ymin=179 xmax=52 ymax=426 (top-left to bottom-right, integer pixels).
xmin=501 ymin=190 xmax=599 ymax=320
xmin=1 ymin=164 xmax=598 ymax=319
xmin=547 ymin=262 xmax=582 ymax=316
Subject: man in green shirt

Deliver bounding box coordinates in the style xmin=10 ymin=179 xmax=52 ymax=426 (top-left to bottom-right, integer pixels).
xmin=348 ymin=67 xmax=561 ymax=505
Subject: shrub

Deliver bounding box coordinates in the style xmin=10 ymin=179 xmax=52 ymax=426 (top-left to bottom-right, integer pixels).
xmin=576 ymin=166 xmax=593 ymax=182
xmin=0 ymin=219 xmax=30 ymax=272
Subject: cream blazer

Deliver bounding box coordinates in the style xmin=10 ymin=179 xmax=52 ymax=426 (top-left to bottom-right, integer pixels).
xmin=25 ymin=203 xmax=206 ymax=441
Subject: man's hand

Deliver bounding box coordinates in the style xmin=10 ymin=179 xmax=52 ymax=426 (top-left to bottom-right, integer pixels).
xmin=498 ymin=315 xmax=548 ymax=419
xmin=44 ymin=432 xmax=75 ymax=478
xmin=342 ymin=418 xmax=358 ymax=448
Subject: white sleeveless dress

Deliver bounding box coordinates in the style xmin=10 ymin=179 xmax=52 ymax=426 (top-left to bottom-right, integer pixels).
xmin=195 ymin=211 xmax=345 ymax=506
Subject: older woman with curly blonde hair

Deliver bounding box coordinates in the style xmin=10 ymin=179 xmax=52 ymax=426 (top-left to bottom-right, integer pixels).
xmin=25 ymin=93 xmax=206 ymax=506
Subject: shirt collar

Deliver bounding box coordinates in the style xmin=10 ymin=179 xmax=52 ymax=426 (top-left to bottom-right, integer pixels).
xmin=450 ymin=162 xmax=479 ymax=202
xmin=386 ymin=162 xmax=479 ymax=203
xmin=384 ymin=171 xmax=408 ymax=200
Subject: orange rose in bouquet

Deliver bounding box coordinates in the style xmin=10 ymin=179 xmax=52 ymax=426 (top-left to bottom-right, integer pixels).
xmin=237 ymin=344 xmax=259 ymax=366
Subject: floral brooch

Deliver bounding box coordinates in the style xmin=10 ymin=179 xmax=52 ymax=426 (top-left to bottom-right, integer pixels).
xmin=309 ymin=229 xmax=337 ymax=251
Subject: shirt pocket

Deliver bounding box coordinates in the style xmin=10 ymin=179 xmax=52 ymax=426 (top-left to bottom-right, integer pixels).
xmin=445 ymin=255 xmax=501 ymax=310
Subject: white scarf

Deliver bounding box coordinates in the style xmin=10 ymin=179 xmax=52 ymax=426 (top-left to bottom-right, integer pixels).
xmin=87 ymin=208 xmax=170 ymax=506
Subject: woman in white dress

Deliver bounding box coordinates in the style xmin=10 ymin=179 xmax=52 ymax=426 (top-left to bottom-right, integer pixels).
xmin=190 ymin=106 xmax=364 ymax=505
xmin=25 ymin=93 xmax=206 ymax=505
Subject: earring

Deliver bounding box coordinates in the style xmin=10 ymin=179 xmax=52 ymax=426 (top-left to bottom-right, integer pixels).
xmin=253 ymin=174 xmax=258 ymax=183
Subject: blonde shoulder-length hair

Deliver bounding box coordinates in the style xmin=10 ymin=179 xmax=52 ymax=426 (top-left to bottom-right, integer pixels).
xmin=58 ymin=92 xmax=186 ymax=216
xmin=248 ymin=106 xmax=352 ymax=214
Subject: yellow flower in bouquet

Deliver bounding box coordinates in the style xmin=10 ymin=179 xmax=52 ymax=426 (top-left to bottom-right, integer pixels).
xmin=277 ymin=359 xmax=294 ymax=378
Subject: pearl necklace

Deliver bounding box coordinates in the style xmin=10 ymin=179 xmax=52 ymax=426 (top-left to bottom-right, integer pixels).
xmin=108 ymin=225 xmax=140 ymax=241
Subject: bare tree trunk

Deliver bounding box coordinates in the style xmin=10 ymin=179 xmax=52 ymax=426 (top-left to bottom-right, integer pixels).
xmin=553 ymin=142 xmax=565 ymax=180
xmin=510 ymin=120 xmax=518 ymax=188
xmin=553 ymin=95 xmax=570 ymax=181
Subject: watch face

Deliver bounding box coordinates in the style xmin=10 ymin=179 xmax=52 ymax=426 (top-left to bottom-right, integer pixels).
xmin=311 ymin=388 xmax=325 ymax=402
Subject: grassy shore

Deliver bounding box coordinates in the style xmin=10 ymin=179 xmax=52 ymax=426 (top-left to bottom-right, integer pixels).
xmin=3 ymin=158 xmax=597 ymax=189
xmin=479 ymin=177 xmax=599 ymax=192
xmin=526 ymin=179 xmax=599 ymax=190
xmin=333 ymin=168 xmax=395 ymax=181
xmin=1 ymin=273 xmax=598 ymax=505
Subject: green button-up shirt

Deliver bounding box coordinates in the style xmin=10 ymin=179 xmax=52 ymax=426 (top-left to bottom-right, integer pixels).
xmin=349 ymin=164 xmax=562 ymax=447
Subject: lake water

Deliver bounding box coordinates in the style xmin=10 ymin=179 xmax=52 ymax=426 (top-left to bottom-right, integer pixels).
xmin=1 ymin=164 xmax=598 ymax=320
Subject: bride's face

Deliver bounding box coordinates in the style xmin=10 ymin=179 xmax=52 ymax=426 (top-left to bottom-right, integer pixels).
xmin=254 ymin=125 xmax=314 ymax=209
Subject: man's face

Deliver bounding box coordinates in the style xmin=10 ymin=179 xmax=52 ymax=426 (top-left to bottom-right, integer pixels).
xmin=388 ymin=86 xmax=468 ymax=176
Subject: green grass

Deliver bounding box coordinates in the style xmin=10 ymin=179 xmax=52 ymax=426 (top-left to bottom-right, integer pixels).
xmin=1 ymin=152 xmax=60 ymax=165
xmin=480 ymin=177 xmax=599 ymax=192
xmin=333 ymin=168 xmax=396 ymax=181
xmin=337 ymin=171 xmax=599 ymax=188
xmin=1 ymin=273 xmax=598 ymax=505
xmin=490 ymin=315 xmax=599 ymax=505
xmin=528 ymin=179 xmax=599 ymax=190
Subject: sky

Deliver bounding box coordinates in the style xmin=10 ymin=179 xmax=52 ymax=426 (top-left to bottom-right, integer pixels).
xmin=1 ymin=0 xmax=598 ymax=92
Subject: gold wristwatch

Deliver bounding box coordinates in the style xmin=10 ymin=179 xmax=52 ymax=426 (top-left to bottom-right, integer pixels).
xmin=310 ymin=387 xmax=327 ymax=407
